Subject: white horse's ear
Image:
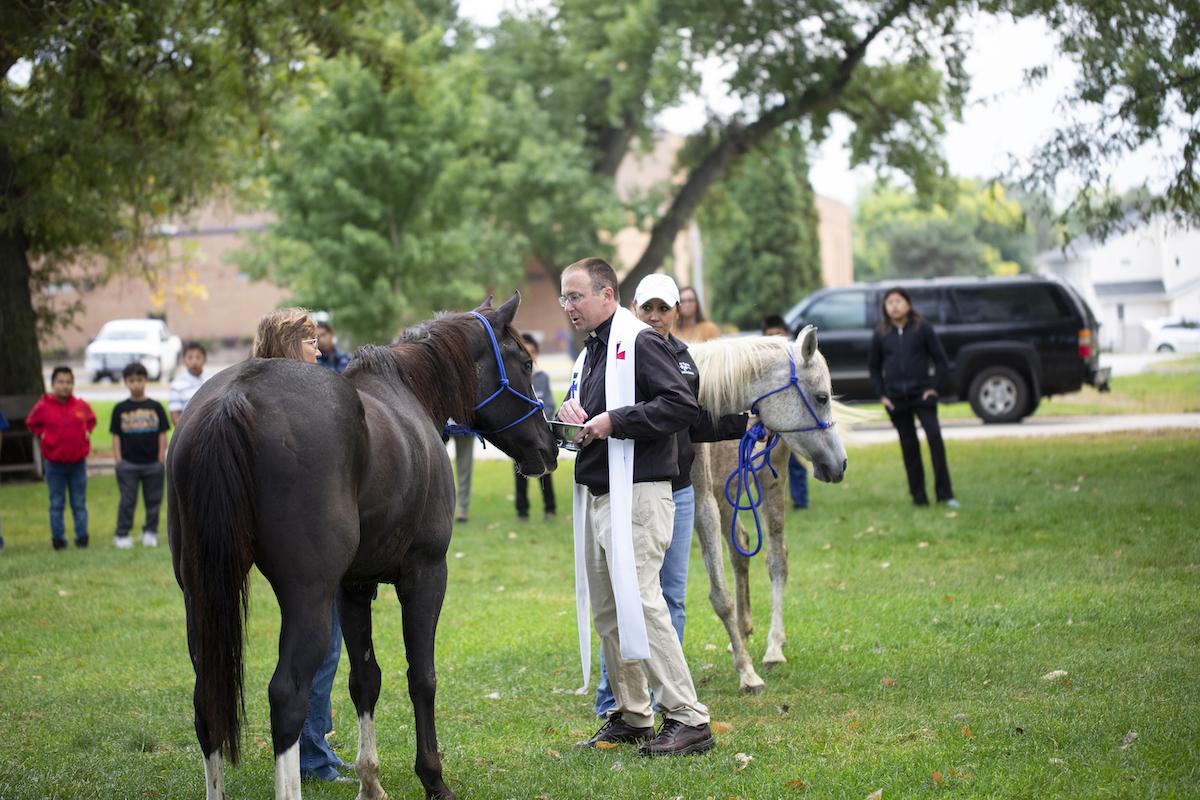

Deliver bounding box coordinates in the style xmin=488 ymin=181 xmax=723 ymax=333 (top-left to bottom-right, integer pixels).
xmin=796 ymin=324 xmax=818 ymax=366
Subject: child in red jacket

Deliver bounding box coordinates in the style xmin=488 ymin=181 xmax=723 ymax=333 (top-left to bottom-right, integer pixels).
xmin=27 ymin=366 xmax=97 ymax=550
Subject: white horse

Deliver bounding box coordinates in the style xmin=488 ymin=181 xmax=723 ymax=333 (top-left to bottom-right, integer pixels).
xmin=688 ymin=327 xmax=848 ymax=693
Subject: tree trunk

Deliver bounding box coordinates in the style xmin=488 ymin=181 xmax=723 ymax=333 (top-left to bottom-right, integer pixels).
xmin=0 ymin=225 xmax=44 ymax=395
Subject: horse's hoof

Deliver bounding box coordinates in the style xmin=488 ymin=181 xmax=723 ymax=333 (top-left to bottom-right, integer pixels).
xmin=739 ymin=677 xmax=766 ymax=694
xmin=763 ymin=651 xmax=787 ymax=669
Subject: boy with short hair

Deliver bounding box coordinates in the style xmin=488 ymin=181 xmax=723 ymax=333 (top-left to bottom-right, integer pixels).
xmin=168 ymin=341 xmax=209 ymax=425
xmin=27 ymin=366 xmax=97 ymax=550
xmin=111 ymin=362 xmax=170 ymax=548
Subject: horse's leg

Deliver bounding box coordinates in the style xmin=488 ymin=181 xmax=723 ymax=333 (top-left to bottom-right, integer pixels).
xmin=268 ymin=591 xmax=336 ymax=800
xmin=184 ymin=592 xmax=225 ymax=800
xmin=763 ymin=465 xmax=790 ymax=668
xmin=339 ymin=583 xmax=387 ymax=800
xmin=694 ymin=462 xmax=765 ymax=695
xmin=397 ymin=551 xmax=456 ymax=800
xmin=718 ymin=493 xmax=754 ymax=641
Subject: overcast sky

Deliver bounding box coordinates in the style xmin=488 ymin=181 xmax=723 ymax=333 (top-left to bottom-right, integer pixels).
xmin=460 ymin=2 xmax=1177 ymax=209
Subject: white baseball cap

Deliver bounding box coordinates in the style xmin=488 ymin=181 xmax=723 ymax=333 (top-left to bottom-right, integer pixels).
xmin=633 ymin=274 xmax=681 ymax=307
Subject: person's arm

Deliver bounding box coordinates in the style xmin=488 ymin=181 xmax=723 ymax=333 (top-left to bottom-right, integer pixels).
xmin=157 ymin=432 xmax=167 ymax=463
xmin=109 ymin=407 xmax=122 ymax=463
xmin=25 ymin=400 xmax=46 ymax=438
xmin=868 ymin=331 xmax=894 ymax=410
xmin=158 ymin=403 xmax=170 ymax=461
xmin=923 ymin=323 xmax=951 ymax=398
xmin=607 ymin=330 xmax=699 ymax=440
xmin=83 ymin=401 xmax=97 ymax=434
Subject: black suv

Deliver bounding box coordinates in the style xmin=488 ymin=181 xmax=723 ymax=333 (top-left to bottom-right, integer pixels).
xmin=783 ymin=276 xmax=1111 ymax=423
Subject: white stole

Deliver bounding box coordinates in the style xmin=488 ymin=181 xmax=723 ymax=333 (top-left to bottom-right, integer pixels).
xmin=570 ymin=307 xmax=651 ymax=692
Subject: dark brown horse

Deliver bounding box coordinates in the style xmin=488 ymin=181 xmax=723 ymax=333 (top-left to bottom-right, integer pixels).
xmin=167 ymin=293 xmax=557 ymax=800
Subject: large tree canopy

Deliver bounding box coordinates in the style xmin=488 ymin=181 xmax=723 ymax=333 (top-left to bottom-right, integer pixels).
xmin=0 ymin=1 xmax=373 ymax=394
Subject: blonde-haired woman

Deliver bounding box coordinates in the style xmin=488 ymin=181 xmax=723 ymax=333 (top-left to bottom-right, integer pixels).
xmin=253 ymin=307 xmax=321 ymax=363
xmin=252 ymin=306 xmax=351 ymax=783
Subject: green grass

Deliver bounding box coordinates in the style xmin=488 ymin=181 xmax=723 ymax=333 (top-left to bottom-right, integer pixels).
xmin=1 ymin=433 xmax=1198 ymax=799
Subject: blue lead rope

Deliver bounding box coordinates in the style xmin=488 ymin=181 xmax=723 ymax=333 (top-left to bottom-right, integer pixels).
xmin=723 ymin=421 xmax=781 ymax=557
xmin=723 ymin=346 xmax=834 ymax=557
xmin=442 ymin=311 xmax=545 ymax=445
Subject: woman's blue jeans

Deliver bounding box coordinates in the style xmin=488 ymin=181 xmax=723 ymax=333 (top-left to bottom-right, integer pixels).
xmin=594 ymin=484 xmax=694 ymax=717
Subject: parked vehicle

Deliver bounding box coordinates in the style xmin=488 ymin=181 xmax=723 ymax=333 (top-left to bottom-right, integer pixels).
xmin=1144 ymin=318 xmax=1200 ymax=353
xmin=84 ymin=319 xmax=183 ymax=382
xmin=783 ymin=276 xmax=1111 ymax=423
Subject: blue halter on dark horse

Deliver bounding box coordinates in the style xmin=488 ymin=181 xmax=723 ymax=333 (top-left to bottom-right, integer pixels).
xmin=167 ymin=293 xmax=557 ymax=800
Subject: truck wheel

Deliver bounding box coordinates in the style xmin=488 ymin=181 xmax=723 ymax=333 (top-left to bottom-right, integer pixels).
xmin=968 ymin=366 xmax=1029 ymax=423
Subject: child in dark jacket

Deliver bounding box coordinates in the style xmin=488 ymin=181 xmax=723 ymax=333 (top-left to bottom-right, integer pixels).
xmin=110 ymin=362 xmax=171 ymax=548
xmin=27 ymin=366 xmax=97 ymax=549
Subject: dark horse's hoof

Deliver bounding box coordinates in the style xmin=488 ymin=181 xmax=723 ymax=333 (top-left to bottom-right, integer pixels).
xmin=427 ymin=789 xmax=456 ymax=800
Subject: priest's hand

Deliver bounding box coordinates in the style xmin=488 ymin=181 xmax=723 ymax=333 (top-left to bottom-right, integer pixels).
xmin=578 ymin=412 xmax=613 ymax=446
xmin=557 ymin=398 xmax=587 ymax=424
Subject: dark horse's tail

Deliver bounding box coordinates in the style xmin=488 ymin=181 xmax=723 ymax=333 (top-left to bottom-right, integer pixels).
xmin=176 ymin=390 xmax=257 ymax=763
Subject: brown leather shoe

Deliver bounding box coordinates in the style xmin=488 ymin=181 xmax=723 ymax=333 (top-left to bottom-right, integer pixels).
xmin=577 ymin=714 xmax=655 ymax=748
xmin=638 ymin=718 xmax=715 ymax=756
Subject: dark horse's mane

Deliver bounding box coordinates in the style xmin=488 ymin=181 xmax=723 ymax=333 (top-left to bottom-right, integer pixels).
xmin=346 ymin=310 xmax=521 ymax=427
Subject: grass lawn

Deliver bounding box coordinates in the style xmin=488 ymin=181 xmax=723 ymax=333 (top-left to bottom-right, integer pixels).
xmin=1 ymin=432 xmax=1197 ymax=799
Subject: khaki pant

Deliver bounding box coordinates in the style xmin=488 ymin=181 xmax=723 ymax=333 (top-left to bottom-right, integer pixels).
xmin=585 ymin=481 xmax=709 ymax=729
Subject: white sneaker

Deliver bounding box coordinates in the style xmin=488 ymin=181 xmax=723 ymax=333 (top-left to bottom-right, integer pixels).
xmin=114 ymin=536 xmax=133 ymax=549
xmin=141 ymin=532 xmax=158 ymax=547
xmin=945 ymin=498 xmax=961 ymax=509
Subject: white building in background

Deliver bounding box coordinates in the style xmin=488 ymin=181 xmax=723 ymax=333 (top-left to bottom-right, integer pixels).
xmin=1035 ymin=217 xmax=1200 ymax=352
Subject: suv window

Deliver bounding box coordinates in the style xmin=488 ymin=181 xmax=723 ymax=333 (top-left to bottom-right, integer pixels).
xmin=903 ymin=287 xmax=944 ymax=324
xmin=803 ymin=290 xmax=868 ymax=330
xmin=951 ymin=285 xmax=1070 ymax=323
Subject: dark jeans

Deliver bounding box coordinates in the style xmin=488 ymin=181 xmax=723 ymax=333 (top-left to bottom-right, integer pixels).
xmin=514 ymin=466 xmax=556 ymax=517
xmin=45 ymin=459 xmax=89 ymax=543
xmin=886 ymin=395 xmax=954 ymax=504
xmin=115 ymin=460 xmax=165 ymax=537
xmin=787 ymin=454 xmax=808 ymax=509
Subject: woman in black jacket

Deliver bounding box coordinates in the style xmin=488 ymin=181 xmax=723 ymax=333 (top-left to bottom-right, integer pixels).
xmin=868 ymin=287 xmax=959 ymax=508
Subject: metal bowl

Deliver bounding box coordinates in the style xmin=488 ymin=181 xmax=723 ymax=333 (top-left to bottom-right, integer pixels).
xmin=548 ymin=420 xmax=584 ymax=451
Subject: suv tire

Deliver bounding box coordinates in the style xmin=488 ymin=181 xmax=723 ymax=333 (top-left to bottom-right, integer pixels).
xmin=968 ymin=365 xmax=1029 ymax=424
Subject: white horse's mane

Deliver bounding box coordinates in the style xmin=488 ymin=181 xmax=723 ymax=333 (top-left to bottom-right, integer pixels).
xmin=689 ymin=335 xmax=811 ymax=416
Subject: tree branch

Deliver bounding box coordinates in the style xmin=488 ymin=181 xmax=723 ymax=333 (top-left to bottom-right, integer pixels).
xmin=618 ymin=0 xmax=921 ymax=295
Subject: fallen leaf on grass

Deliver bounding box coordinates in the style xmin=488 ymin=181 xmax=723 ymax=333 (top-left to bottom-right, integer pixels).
xmin=1041 ymin=670 xmax=1068 ymax=681
xmin=881 ymin=677 xmax=896 ymax=687
xmin=1120 ymin=730 xmax=1139 ymax=749
xmin=961 ymin=725 xmax=973 ymax=738
xmin=917 ymin=541 xmax=929 ymax=548
xmin=945 ymin=511 xmax=958 ymax=519
xmin=595 ymin=741 xmax=618 ymax=750
xmin=610 ymin=760 xmax=623 ymax=771
xmin=735 ymin=752 xmax=754 ymax=770
xmin=712 ymin=721 xmax=734 ymax=734
xmin=537 ymin=794 xmax=549 ymax=800
xmin=1049 ymin=757 xmax=1065 ymax=765
xmin=952 ymin=713 xmax=967 ymax=722
xmin=785 ymin=778 xmax=808 ymax=790
xmin=507 ymin=531 xmax=518 ymax=539
xmin=454 ymin=552 xmax=465 ymax=558
xmin=546 ymin=748 xmax=560 ymax=759
xmin=483 ymin=692 xmax=500 ymax=700
xmin=931 ymin=771 xmax=944 ymax=786
xmin=57 ymin=589 xmax=70 ymax=597
xmin=880 ymin=561 xmax=891 ymax=569
xmin=867 ymin=790 xmax=883 ymax=800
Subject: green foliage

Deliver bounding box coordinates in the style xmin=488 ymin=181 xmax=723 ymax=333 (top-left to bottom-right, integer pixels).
xmin=995 ymin=0 xmax=1200 ymax=236
xmin=700 ymin=129 xmax=823 ymax=329
xmin=854 ymin=179 xmax=1036 ymax=280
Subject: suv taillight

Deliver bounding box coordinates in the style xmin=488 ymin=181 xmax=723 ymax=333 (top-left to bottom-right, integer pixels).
xmin=1078 ymin=328 xmax=1093 ymax=359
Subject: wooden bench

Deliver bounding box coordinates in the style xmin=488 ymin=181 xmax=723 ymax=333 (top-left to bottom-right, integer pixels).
xmin=0 ymin=394 xmax=44 ymax=479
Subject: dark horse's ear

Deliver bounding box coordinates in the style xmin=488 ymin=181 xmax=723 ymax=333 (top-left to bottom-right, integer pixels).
xmin=478 ymin=295 xmax=495 ymax=310
xmin=491 ymin=291 xmax=521 ymax=329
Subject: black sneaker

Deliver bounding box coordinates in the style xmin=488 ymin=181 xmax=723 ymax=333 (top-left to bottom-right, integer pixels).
xmin=638 ymin=718 xmax=715 ymax=757
xmin=52 ymin=539 xmax=68 ymax=551
xmin=76 ymin=536 xmax=89 ymax=548
xmin=577 ymin=714 xmax=655 ymax=748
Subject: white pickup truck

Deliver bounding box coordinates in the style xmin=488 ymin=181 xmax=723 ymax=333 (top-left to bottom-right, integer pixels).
xmin=84 ymin=319 xmax=183 ymax=382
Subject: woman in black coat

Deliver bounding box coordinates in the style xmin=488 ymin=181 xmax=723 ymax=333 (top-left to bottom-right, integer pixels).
xmin=868 ymin=287 xmax=959 ymax=508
